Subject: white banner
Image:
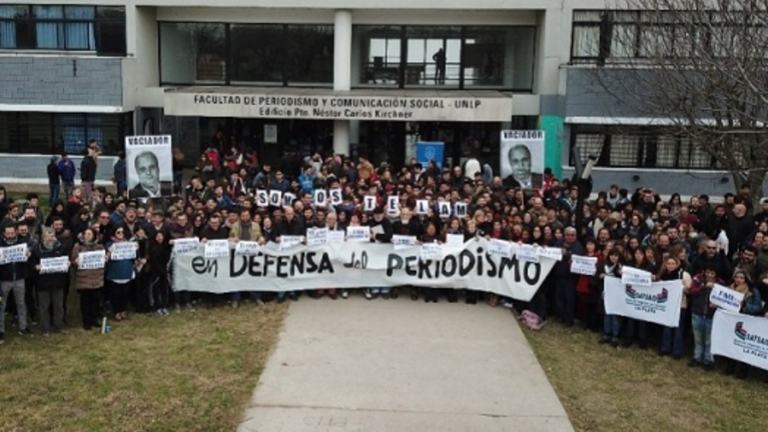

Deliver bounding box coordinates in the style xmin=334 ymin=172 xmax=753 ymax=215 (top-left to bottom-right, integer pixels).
xmin=110 ymin=242 xmax=136 ymax=261
xmin=712 ymin=310 xmax=768 ymax=372
xmin=0 ymin=243 xmax=27 ymax=265
xmin=205 ymin=240 xmax=230 ymax=259
xmin=173 ymin=237 xmax=200 ymax=255
xmin=307 ymin=228 xmax=329 ymax=246
xmin=235 ymin=241 xmax=260 ymax=256
xmin=173 ymin=238 xmax=556 ymax=301
xmin=604 ymin=277 xmax=683 ymax=327
xmin=622 ymin=266 xmax=652 ymax=286
xmin=514 ymin=244 xmax=540 ymax=263
xmin=709 ymin=284 xmax=745 ymax=313
xmin=125 ymin=135 xmax=173 ymax=199
xmin=40 ymin=256 xmax=70 ymax=274
xmin=392 ymin=235 xmax=417 ymax=251
xmin=571 ymin=255 xmax=597 ymax=276
xmin=79 ymin=250 xmax=105 ymax=270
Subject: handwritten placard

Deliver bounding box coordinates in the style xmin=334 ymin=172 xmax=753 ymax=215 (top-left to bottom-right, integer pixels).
xmin=328 ymin=230 xmax=345 ymax=245
xmin=0 ymin=243 xmax=27 ymax=264
xmin=279 ymin=235 xmax=304 ymax=250
xmin=392 ymin=235 xmax=417 ymax=250
xmin=110 ymin=242 xmax=136 ymax=261
xmin=40 ymin=256 xmax=69 ymax=274
xmin=235 ymin=241 xmax=260 ymax=256
xmin=710 ymin=284 xmax=745 ymax=313
xmin=173 ymin=237 xmax=200 ymax=254
xmin=204 ymin=239 xmax=230 ymax=259
xmin=347 ymin=226 xmax=370 ymax=243
xmin=420 ymin=243 xmax=443 ymax=261
xmin=307 ymin=228 xmax=329 ymax=246
xmin=537 ymin=246 xmax=563 ymax=261
xmin=571 ymin=255 xmax=598 ymax=276
xmin=622 ymin=266 xmax=652 ymax=286
xmin=515 ymin=244 xmax=540 ymax=263
xmin=445 ymin=234 xmax=464 ymax=249
xmin=79 ymin=250 xmax=105 ymax=270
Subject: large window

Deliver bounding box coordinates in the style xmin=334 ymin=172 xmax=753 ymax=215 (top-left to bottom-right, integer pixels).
xmin=571 ymin=126 xmax=715 ymax=169
xmin=0 ymin=112 xmax=127 ymax=155
xmin=352 ymin=25 xmax=535 ymax=90
xmin=161 ymin=23 xmax=334 ymax=86
xmin=0 ymin=4 xmax=125 ymax=54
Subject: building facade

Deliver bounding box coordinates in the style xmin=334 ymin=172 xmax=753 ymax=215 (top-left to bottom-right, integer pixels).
xmin=0 ymin=0 xmax=754 ymax=194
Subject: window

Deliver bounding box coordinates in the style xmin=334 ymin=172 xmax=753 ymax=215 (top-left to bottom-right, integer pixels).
xmin=0 ymin=112 xmax=126 ymax=155
xmin=0 ymin=4 xmax=124 ymax=53
xmin=463 ymin=27 xmax=535 ymax=89
xmin=160 ymin=23 xmax=226 ymax=85
xmin=284 ymin=25 xmax=334 ymax=85
xmin=230 ymin=24 xmax=284 ymax=85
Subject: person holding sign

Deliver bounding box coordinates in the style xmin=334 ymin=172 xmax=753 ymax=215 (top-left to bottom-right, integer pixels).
xmin=657 ymin=255 xmax=691 ymax=360
xmin=722 ymin=270 xmax=763 ymax=378
xmin=0 ymin=223 xmax=33 ymax=340
xmin=275 ymin=207 xmax=305 ymax=303
xmin=30 ymin=228 xmax=68 ymax=337
xmin=686 ymin=265 xmax=726 ymax=370
xmin=597 ymin=248 xmax=623 ymax=347
xmin=366 ymin=207 xmax=393 ymax=300
xmin=71 ymin=228 xmax=106 ymax=331
xmin=420 ymin=222 xmax=444 ymax=303
xmin=393 ymin=207 xmax=423 ymax=301
xmin=105 ymin=224 xmax=138 ymax=322
xmin=553 ymin=227 xmax=583 ymax=327
xmin=229 ymin=208 xmax=264 ymax=306
xmin=575 ymin=238 xmax=601 ymax=332
xmin=147 ymin=230 xmax=172 ymax=315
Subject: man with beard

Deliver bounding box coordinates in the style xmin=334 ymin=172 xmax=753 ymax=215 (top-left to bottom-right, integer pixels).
xmin=0 ymin=223 xmax=32 ymax=341
xmin=122 ymin=207 xmax=140 ymax=238
xmin=31 ymin=228 xmax=68 ymax=336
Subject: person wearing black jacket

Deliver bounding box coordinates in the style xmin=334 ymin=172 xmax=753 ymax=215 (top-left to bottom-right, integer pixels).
xmin=47 ymin=156 xmax=61 ymax=209
xmin=392 ymin=207 xmax=423 ymax=301
xmin=80 ymin=141 xmax=99 ymax=202
xmin=0 ymin=223 xmax=32 ymax=342
xmin=275 ymin=207 xmax=305 ymax=303
xmin=31 ymin=228 xmax=68 ymax=336
xmin=366 ymin=207 xmax=393 ymax=300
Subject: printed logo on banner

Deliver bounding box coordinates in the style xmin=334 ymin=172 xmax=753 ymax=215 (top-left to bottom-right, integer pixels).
xmin=625 ymin=285 xmax=668 ymax=312
xmin=314 ymin=190 xmax=327 ymax=207
xmin=733 ymin=321 xmax=768 ymax=357
xmin=416 ymin=200 xmax=429 ymax=215
xmin=256 ymin=190 xmax=269 ymax=207
xmin=330 ymin=188 xmax=343 ymax=206
xmin=712 ymin=310 xmax=768 ymax=372
xmin=269 ymin=190 xmax=282 ymax=207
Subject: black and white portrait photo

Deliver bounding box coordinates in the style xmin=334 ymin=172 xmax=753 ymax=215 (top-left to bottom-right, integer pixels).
xmin=500 ymin=130 xmax=545 ymax=189
xmin=126 ymin=135 xmax=173 ymax=199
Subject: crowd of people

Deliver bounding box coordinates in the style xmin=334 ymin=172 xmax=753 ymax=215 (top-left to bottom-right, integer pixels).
xmin=2 ymin=140 xmax=768 ymax=383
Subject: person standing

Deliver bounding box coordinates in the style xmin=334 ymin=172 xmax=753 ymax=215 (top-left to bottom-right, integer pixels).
xmin=31 ymin=228 xmax=68 ymax=337
xmin=172 ymin=148 xmax=185 ymax=195
xmin=47 ymin=156 xmax=61 ymax=209
xmin=71 ymin=228 xmax=106 ymax=330
xmin=432 ymin=48 xmax=446 ymax=84
xmin=105 ymin=224 xmax=138 ymax=321
xmin=686 ymin=265 xmax=724 ymax=370
xmin=80 ymin=141 xmax=100 ymax=202
xmin=113 ymin=151 xmax=127 ymax=199
xmin=57 ymin=152 xmax=76 ymax=199
xmin=657 ymin=256 xmax=691 ymax=360
xmin=0 ymin=223 xmax=32 ymax=342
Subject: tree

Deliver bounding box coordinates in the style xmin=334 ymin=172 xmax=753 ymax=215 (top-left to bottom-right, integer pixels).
xmin=590 ymin=0 xmax=768 ymax=207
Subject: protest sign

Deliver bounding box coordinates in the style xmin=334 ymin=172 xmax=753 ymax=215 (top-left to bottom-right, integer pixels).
xmin=235 ymin=241 xmax=261 ymax=256
xmin=256 ymin=190 xmax=269 ymax=207
xmin=328 ymin=230 xmax=345 ymax=245
xmin=40 ymin=256 xmax=69 ymax=274
xmin=445 ymin=234 xmax=464 ymax=249
xmin=515 ymin=244 xmax=540 ymax=263
xmin=363 ymin=196 xmax=377 ymax=212
xmin=269 ymin=190 xmax=282 ymax=207
xmin=416 ymin=200 xmax=429 ymax=215
xmin=488 ymin=239 xmax=511 ymax=259
xmin=283 ymin=192 xmax=296 ymax=208
xmin=604 ymin=277 xmax=683 ymax=327
xmin=204 ymin=240 xmax=230 ymax=259
xmin=712 ymin=309 xmax=768 ymax=372
xmin=173 ymin=237 xmax=200 ymax=255
xmin=110 ymin=242 xmax=136 ymax=261
xmin=79 ymin=250 xmax=106 ymax=270
xmin=420 ymin=242 xmax=443 ymax=261
xmin=437 ymin=202 xmax=451 ymax=218
xmin=0 ymin=243 xmax=27 ymax=264
xmin=622 ymin=266 xmax=652 ymax=286
xmin=392 ymin=235 xmax=417 ymax=251
xmin=313 ymin=189 xmax=327 ymax=207
xmin=537 ymin=246 xmax=562 ymax=261
xmin=709 ymin=284 xmax=744 ymax=313
xmin=347 ymin=226 xmax=370 ymax=243
xmin=455 ymin=202 xmax=467 ymax=219
xmin=307 ymin=228 xmax=329 ymax=246
xmin=330 ymin=188 xmax=342 ymax=206
xmin=387 ymin=196 xmax=399 ymax=216
xmin=571 ymin=255 xmax=597 ymax=276
xmin=279 ymin=235 xmax=304 ymax=250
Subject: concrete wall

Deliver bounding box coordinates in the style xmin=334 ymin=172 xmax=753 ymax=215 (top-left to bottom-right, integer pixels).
xmin=0 ymin=57 xmax=123 ymax=108
xmin=0 ymin=154 xmax=117 ymax=183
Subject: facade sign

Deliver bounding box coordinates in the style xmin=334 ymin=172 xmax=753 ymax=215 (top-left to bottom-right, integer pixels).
xmin=164 ymin=89 xmax=513 ymax=122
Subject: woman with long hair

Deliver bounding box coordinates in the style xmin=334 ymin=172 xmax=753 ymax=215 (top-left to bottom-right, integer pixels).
xmin=597 ymin=247 xmax=623 ymax=347
xmin=71 ymin=228 xmax=106 ymax=330
xmin=657 ymin=255 xmax=691 ymax=359
xmin=147 ymin=230 xmax=171 ymax=315
xmin=105 ymin=224 xmax=138 ymax=321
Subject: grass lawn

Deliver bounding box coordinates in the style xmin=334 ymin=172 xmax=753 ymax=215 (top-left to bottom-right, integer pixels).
xmin=0 ymin=299 xmax=287 ymax=432
xmin=525 ymin=321 xmax=767 ymax=432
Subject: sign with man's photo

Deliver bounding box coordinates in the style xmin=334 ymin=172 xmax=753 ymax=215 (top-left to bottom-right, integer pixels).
xmin=500 ymin=130 xmax=545 ymax=189
xmin=125 ymin=135 xmax=173 ymax=199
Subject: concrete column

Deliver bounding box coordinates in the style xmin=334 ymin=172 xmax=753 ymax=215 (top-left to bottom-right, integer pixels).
xmin=333 ymin=9 xmax=353 ymax=155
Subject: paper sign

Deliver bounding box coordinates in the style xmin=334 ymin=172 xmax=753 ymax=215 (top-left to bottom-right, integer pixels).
xmin=313 ymin=189 xmax=327 ymax=207
xmin=347 ymin=226 xmax=371 ymax=243
xmin=537 ymin=246 xmax=563 ymax=261
xmin=330 ymin=188 xmax=343 ymax=206
xmin=110 ymin=242 xmax=136 ymax=261
xmin=79 ymin=250 xmax=105 ymax=270
xmin=455 ymin=202 xmax=467 ymax=219
xmin=307 ymin=228 xmax=329 ymax=246
xmin=515 ymin=244 xmax=540 ymax=263
xmin=420 ymin=242 xmax=443 ymax=261
xmin=489 ymin=239 xmax=512 ymax=259
xmin=40 ymin=256 xmax=69 ymax=274
xmin=622 ymin=266 xmax=652 ymax=286
xmin=437 ymin=201 xmax=451 ymax=218
xmin=387 ymin=195 xmax=399 ymax=215
xmin=256 ymin=190 xmax=269 ymax=207
xmin=173 ymin=237 xmax=200 ymax=254
xmin=235 ymin=241 xmax=260 ymax=256
xmin=710 ymin=284 xmax=745 ymax=313
xmin=416 ymin=200 xmax=429 ymax=215
xmin=269 ymin=190 xmax=282 ymax=207
xmin=328 ymin=230 xmax=345 ymax=245
xmin=283 ymin=192 xmax=296 ymax=208
xmin=571 ymin=255 xmax=598 ymax=276
xmin=445 ymin=234 xmax=464 ymax=248
xmin=393 ymin=235 xmax=417 ymax=250
xmin=280 ymin=235 xmax=304 ymax=250
xmin=0 ymin=243 xmax=27 ymax=264
xmin=363 ymin=195 xmax=377 ymax=212
xmin=205 ymin=239 xmax=230 ymax=258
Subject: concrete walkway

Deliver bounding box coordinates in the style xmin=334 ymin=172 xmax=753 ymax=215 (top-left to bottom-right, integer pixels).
xmin=238 ymin=295 xmax=574 ymax=432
